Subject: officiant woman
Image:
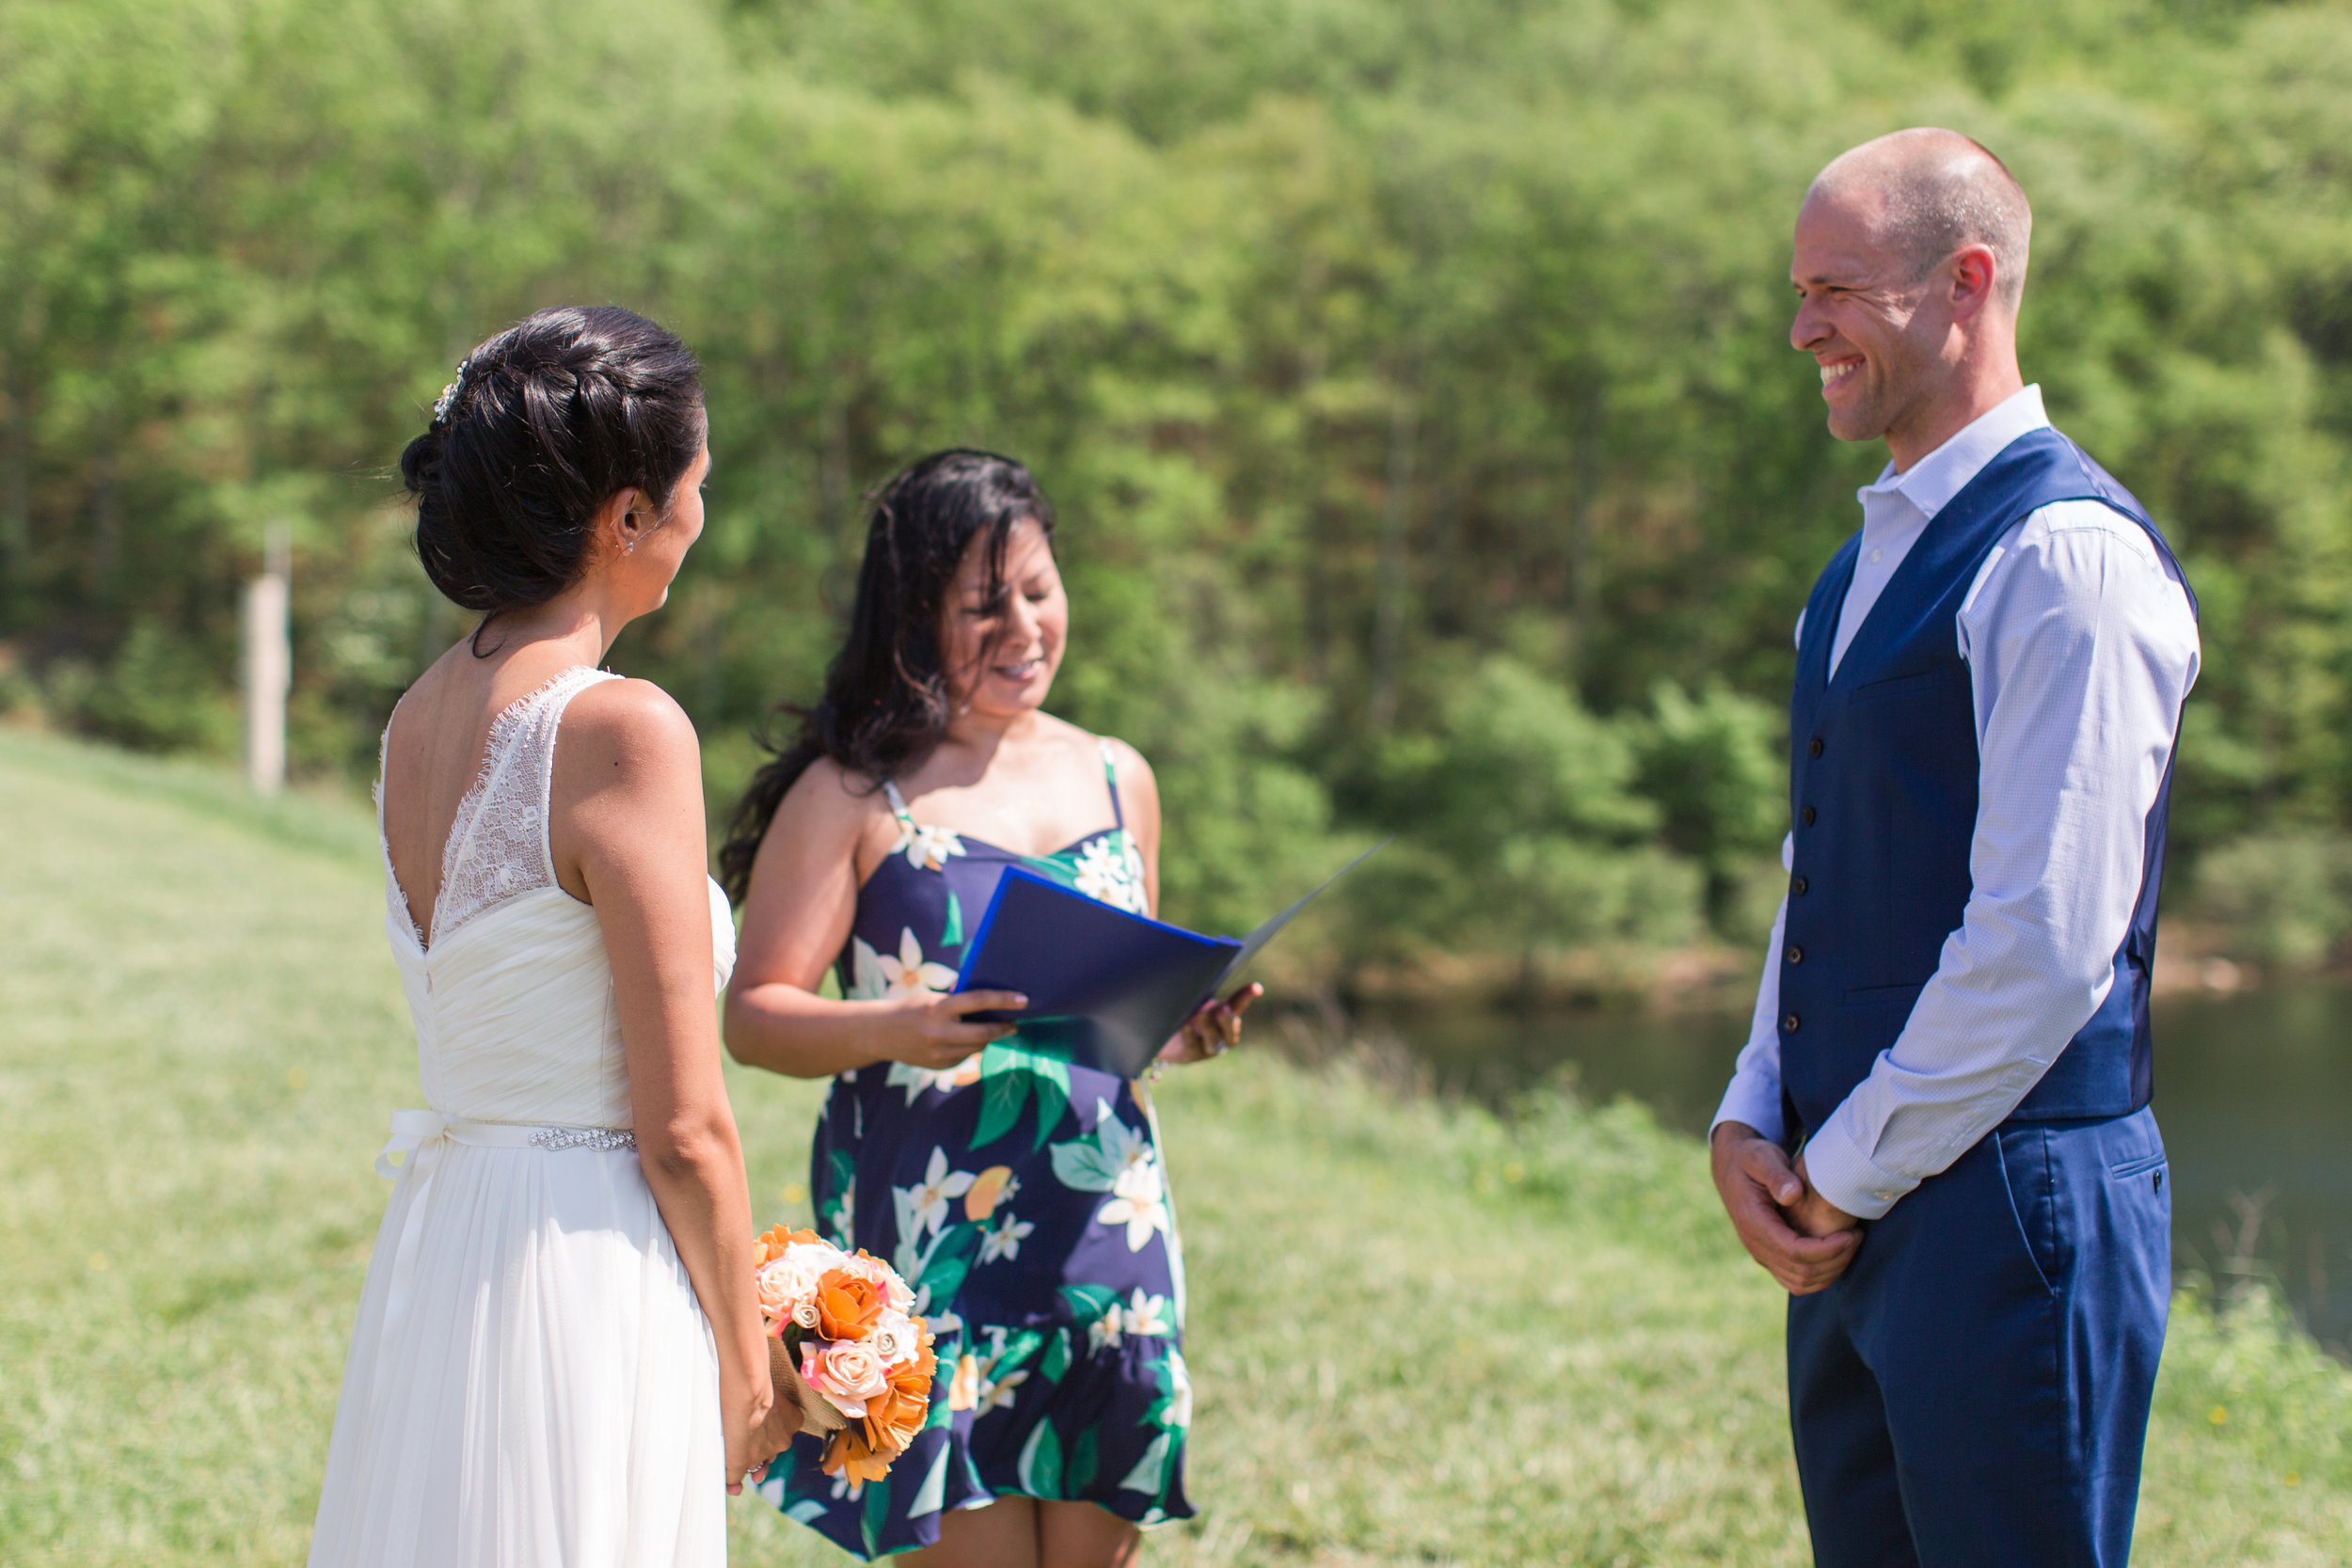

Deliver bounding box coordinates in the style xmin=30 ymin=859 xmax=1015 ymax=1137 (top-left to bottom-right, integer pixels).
xmin=718 ymin=449 xmax=1253 ymax=1567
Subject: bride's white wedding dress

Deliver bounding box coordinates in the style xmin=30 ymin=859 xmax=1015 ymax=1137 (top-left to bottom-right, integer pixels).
xmin=309 ymin=666 xmax=738 ymax=1567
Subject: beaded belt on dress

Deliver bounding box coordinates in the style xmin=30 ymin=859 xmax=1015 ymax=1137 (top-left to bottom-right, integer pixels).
xmin=373 ymin=1108 xmax=635 ymax=1178
xmin=360 ymin=1108 xmax=640 ymax=1426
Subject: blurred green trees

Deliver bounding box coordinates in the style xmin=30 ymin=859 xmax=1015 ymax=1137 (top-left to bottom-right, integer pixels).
xmin=3 ymin=0 xmax=2348 ymax=979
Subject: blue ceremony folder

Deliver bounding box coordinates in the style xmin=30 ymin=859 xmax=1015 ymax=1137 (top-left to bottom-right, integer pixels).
xmin=951 ymin=843 xmax=1384 ymax=1078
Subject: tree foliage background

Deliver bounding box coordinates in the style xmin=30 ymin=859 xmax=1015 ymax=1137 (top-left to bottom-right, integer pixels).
xmin=4 ymin=0 xmax=2349 ymax=978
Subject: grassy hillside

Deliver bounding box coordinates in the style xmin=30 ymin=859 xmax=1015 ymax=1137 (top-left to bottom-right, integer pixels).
xmin=2 ymin=725 xmax=2347 ymax=1565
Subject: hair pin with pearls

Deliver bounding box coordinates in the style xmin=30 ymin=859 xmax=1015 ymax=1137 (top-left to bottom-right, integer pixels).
xmin=432 ymin=357 xmax=470 ymax=425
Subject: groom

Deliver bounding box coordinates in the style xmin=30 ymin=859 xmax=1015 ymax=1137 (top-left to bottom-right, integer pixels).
xmin=1708 ymin=130 xmax=2200 ymax=1566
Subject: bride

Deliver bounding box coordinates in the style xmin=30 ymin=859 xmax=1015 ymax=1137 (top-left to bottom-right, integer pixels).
xmin=308 ymin=305 xmax=795 ymax=1565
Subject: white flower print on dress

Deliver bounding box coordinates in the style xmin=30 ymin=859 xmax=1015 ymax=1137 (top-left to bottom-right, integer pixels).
xmin=850 ymin=927 xmax=958 ymax=1001
xmin=823 ymin=1179 xmax=856 ymax=1247
xmin=1121 ymin=1290 xmax=1171 ymax=1338
xmin=1072 ymin=835 xmax=1150 ymax=914
xmin=1049 ymin=1100 xmax=1173 ymax=1252
xmin=885 ymin=1055 xmax=983 ymax=1104
xmin=1160 ymin=1347 xmax=1193 ymax=1428
xmin=1089 ymin=1301 xmax=1125 ymax=1354
xmin=891 ymin=820 xmax=966 ymax=873
xmin=969 ymin=1329 xmax=1029 ymax=1417
xmin=898 ymin=1147 xmax=977 ymax=1236
xmin=977 ymin=1209 xmax=1035 ymax=1264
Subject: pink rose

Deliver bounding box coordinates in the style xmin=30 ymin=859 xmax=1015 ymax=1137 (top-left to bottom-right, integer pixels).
xmin=801 ymin=1338 xmax=891 ymax=1418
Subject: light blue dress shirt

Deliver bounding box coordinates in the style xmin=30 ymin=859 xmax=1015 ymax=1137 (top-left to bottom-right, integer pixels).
xmin=1713 ymin=386 xmax=2201 ymax=1220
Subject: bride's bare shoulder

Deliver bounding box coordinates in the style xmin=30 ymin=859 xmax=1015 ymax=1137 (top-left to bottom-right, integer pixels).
xmin=554 ymin=676 xmax=700 ymax=787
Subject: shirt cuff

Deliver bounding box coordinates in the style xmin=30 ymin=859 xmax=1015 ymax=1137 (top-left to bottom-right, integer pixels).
xmin=1798 ymin=1113 xmax=1918 ymax=1222
xmin=1710 ymin=1074 xmax=1785 ymax=1147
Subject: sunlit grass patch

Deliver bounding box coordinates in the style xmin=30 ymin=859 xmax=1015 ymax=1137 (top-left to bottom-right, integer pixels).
xmin=4 ymin=727 xmax=2348 ymax=1565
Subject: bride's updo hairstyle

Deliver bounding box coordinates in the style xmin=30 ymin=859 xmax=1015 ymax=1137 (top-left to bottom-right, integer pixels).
xmin=718 ymin=450 xmax=1054 ymax=903
xmin=400 ymin=305 xmax=704 ymax=641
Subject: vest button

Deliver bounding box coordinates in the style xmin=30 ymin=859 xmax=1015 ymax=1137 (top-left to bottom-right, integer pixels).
xmin=1802 ymin=806 xmax=1817 ymax=826
xmin=1782 ymin=1013 xmax=1802 ymax=1033
xmin=1791 ymin=875 xmax=1809 ymax=895
xmin=1786 ymin=945 xmax=1804 ymax=965
xmin=1808 ymin=736 xmax=1824 ymax=757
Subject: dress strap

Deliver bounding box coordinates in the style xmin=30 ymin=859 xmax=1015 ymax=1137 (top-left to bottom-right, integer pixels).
xmin=1097 ymin=738 xmax=1126 ymax=832
xmin=881 ymin=779 xmax=918 ymax=829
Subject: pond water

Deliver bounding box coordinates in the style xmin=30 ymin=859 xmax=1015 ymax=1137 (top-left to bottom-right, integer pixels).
xmin=1365 ymin=979 xmax=2352 ymax=1350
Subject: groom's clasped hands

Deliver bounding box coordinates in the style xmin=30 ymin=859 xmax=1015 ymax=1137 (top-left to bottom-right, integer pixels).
xmin=1708 ymin=1122 xmax=1861 ymax=1295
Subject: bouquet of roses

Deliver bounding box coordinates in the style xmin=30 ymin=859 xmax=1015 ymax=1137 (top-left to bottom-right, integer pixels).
xmin=754 ymin=1225 xmax=937 ymax=1484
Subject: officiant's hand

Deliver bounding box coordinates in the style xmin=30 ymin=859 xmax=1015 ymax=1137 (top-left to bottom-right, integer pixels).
xmin=1710 ymin=1121 xmax=1860 ymax=1295
xmin=1156 ymin=983 xmax=1263 ymax=1067
xmin=880 ymin=990 xmax=1027 ymax=1070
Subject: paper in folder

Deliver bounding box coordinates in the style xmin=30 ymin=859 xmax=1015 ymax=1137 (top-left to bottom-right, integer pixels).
xmin=952 ymin=842 xmax=1384 ymax=1078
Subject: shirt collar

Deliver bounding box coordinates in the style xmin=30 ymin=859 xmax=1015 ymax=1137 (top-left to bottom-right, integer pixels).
xmin=1859 ymin=384 xmax=2050 ymax=523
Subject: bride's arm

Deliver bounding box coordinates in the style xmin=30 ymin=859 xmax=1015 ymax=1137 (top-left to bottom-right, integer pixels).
xmin=553 ymin=679 xmax=782 ymax=1493
xmin=723 ymin=760 xmax=1023 ymax=1079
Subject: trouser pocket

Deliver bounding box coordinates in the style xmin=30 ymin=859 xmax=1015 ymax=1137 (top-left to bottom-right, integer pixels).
xmin=1994 ymin=1125 xmax=2064 ymax=1295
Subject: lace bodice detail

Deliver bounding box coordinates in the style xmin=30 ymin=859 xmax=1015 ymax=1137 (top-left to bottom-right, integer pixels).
xmin=381 ymin=666 xmax=616 ymax=950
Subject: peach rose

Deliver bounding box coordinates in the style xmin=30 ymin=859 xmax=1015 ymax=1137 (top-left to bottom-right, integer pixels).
xmin=755 ymin=1254 xmax=824 ymax=1323
xmin=801 ymin=1338 xmax=891 ymax=1418
xmin=814 ymin=1268 xmax=887 ymax=1341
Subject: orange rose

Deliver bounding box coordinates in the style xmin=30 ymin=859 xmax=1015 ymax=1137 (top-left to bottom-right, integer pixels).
xmin=753 ymin=1225 xmax=824 ymax=1269
xmin=863 ymin=1382 xmax=928 ymax=1454
xmin=888 ymin=1337 xmax=938 ymax=1392
xmin=814 ymin=1268 xmax=887 ymax=1341
xmin=822 ymin=1428 xmax=895 ymax=1486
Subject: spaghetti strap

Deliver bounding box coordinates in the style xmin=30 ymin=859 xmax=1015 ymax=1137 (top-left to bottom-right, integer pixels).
xmin=1096 ymin=737 xmax=1126 ymax=832
xmin=881 ymin=779 xmax=917 ymax=828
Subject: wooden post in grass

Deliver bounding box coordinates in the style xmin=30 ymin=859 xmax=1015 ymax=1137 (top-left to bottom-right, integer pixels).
xmin=242 ymin=524 xmax=291 ymax=795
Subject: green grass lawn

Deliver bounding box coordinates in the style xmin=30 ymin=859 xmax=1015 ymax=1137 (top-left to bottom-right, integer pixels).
xmin=4 ymin=725 xmax=2350 ymax=1565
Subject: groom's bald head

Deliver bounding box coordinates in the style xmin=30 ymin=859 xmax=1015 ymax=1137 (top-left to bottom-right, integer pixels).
xmin=1809 ymin=129 xmax=2033 ymax=311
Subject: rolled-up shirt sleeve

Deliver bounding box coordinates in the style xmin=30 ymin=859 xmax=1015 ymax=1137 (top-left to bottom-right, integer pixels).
xmin=1799 ymin=500 xmax=2201 ymax=1220
xmin=1712 ymin=834 xmax=1794 ymax=1145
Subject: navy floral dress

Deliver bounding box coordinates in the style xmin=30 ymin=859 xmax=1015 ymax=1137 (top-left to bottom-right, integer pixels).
xmin=757 ymin=741 xmax=1194 ymax=1559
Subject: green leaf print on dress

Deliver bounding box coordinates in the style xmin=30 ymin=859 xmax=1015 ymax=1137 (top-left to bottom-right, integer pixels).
xmin=1050 ymin=1100 xmax=1173 ymax=1251
xmin=972 ymin=1042 xmax=1072 ymax=1150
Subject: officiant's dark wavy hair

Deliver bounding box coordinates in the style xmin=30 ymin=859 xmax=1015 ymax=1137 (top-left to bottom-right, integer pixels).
xmin=718 ymin=450 xmax=1056 ymax=905
xmin=401 ymin=305 xmax=705 ymax=647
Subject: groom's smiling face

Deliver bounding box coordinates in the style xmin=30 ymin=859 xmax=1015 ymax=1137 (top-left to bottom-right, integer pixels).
xmin=1788 ymin=186 xmax=1947 ymax=454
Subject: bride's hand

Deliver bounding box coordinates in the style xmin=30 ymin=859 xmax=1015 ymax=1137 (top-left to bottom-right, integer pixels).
xmin=723 ymin=1357 xmax=780 ymax=1497
xmin=1155 ymin=983 xmax=1263 ymax=1068
xmin=744 ymin=1343 xmax=809 ymax=1472
xmin=881 ymin=989 xmax=1026 ymax=1070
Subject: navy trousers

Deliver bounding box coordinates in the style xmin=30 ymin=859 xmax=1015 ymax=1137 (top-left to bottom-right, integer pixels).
xmin=1788 ymin=1107 xmax=2171 ymax=1567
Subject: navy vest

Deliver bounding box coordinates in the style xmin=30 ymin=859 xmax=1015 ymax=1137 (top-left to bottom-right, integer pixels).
xmin=1778 ymin=426 xmax=2195 ymax=1139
